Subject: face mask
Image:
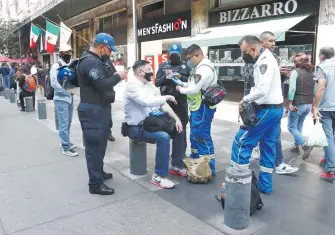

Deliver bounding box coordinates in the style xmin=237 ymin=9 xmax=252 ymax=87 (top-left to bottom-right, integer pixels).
xmin=169 ymin=54 xmax=181 ymax=66
xmin=187 ymin=57 xmax=197 ymax=69
xmin=242 ymin=53 xmax=254 ymax=64
xmin=100 ymin=47 xmax=111 ymax=62
xmin=143 ymin=71 xmax=153 ymax=81
xmin=61 ymin=54 xmax=71 ymax=63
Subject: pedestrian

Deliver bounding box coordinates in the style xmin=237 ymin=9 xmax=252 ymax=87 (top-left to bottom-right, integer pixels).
xmin=0 ymin=63 xmax=11 ymax=89
xmin=260 ymin=31 xmax=299 ymax=175
xmin=18 ymin=65 xmax=36 ymax=111
xmin=176 ymin=44 xmax=217 ymax=176
xmin=37 ymin=64 xmax=46 ymax=96
xmin=155 ymin=43 xmax=190 ymax=155
xmin=231 ymin=35 xmax=283 ymax=194
xmin=50 ymin=44 xmax=79 ymax=157
xmin=311 ymin=46 xmax=335 ymax=182
xmin=287 ymin=53 xmax=315 ymax=159
xmin=124 ymin=60 xmax=185 ymax=189
xmin=77 ymin=33 xmax=127 ymax=195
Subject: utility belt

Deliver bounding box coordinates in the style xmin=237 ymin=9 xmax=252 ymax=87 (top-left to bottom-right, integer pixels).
xmin=257 ymin=103 xmax=283 ymax=109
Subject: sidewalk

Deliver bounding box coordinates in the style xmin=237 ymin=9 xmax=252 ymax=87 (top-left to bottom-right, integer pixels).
xmin=1 ymin=92 xmax=334 ymax=235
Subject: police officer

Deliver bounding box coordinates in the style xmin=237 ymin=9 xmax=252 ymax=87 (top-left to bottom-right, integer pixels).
xmin=155 ymin=44 xmax=190 ymax=150
xmin=231 ymin=35 xmax=283 ymax=194
xmin=77 ymin=33 xmax=127 ymax=195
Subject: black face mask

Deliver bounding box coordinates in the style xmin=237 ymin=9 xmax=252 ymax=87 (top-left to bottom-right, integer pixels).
xmin=169 ymin=54 xmax=181 ymax=66
xmin=242 ymin=53 xmax=254 ymax=64
xmin=61 ymin=54 xmax=71 ymax=64
xmin=143 ymin=72 xmax=153 ymax=81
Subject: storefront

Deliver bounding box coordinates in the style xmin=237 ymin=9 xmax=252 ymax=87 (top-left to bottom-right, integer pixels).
xmin=75 ymin=22 xmax=90 ymax=57
xmin=182 ymin=0 xmax=320 ymax=102
xmin=137 ymin=10 xmax=192 ymax=77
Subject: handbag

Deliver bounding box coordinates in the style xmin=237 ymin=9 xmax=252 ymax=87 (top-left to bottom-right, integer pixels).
xmin=142 ymin=112 xmax=176 ymax=137
xmin=239 ymin=102 xmax=259 ymax=126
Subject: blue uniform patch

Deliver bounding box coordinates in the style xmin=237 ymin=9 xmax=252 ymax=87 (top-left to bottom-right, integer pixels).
xmin=89 ymin=69 xmax=100 ymax=80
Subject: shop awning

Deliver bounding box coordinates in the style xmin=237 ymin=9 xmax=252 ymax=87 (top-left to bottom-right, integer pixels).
xmin=182 ymin=14 xmax=311 ymax=48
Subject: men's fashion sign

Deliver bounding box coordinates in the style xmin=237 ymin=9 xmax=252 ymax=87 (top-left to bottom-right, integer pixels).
xmin=209 ymin=0 xmax=319 ymax=26
xmin=137 ymin=11 xmax=191 ymax=42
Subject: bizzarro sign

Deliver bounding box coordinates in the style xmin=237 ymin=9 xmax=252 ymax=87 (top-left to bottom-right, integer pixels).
xmin=137 ymin=11 xmax=191 ymax=42
xmin=209 ymin=0 xmax=319 ymax=26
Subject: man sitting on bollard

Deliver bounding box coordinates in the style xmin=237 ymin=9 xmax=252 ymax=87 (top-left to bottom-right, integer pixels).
xmin=124 ymin=60 xmax=186 ymax=189
xmin=231 ymin=35 xmax=283 ymax=195
xmin=18 ymin=65 xmax=37 ymax=112
xmin=50 ymin=44 xmax=79 ymax=157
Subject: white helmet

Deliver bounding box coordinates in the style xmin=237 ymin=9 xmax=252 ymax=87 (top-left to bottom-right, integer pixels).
xmin=59 ymin=44 xmax=73 ymax=52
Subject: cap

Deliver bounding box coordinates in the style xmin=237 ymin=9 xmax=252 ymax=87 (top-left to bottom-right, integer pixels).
xmin=95 ymin=33 xmax=118 ymax=52
xmin=169 ymin=44 xmax=182 ymax=55
xmin=59 ymin=44 xmax=73 ymax=52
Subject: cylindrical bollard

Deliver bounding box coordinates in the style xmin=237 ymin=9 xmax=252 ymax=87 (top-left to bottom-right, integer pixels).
xmin=54 ymin=106 xmax=59 ymax=130
xmin=37 ymin=99 xmax=47 ymax=119
xmin=0 ymin=90 xmax=4 ymax=97
xmin=9 ymin=89 xmax=16 ymax=103
xmin=4 ymin=88 xmax=10 ymax=99
xmin=129 ymin=139 xmax=147 ymax=175
xmin=24 ymin=97 xmax=34 ymax=112
xmin=224 ymin=167 xmax=252 ymax=230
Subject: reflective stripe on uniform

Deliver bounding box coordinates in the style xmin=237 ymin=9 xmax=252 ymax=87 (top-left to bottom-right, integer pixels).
xmin=191 ymin=148 xmax=198 ymax=153
xmin=260 ymin=166 xmax=273 ymax=174
xmin=199 ymin=154 xmax=215 ymax=159
xmin=231 ymin=160 xmax=249 ymax=169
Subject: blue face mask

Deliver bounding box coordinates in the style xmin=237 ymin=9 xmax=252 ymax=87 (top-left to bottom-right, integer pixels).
xmin=187 ymin=58 xmax=196 ymax=69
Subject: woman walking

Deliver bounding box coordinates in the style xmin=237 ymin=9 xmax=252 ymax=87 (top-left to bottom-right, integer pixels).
xmin=287 ymin=53 xmax=315 ymax=159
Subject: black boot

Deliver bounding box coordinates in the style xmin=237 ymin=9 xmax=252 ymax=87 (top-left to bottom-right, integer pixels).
xmin=108 ymin=134 xmax=115 ymax=142
xmin=89 ymin=183 xmax=114 ymax=195
xmin=103 ymin=171 xmax=113 ymax=180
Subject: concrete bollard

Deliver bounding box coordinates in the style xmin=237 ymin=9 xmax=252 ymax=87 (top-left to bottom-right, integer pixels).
xmin=9 ymin=89 xmax=16 ymax=103
xmin=37 ymin=99 xmax=47 ymax=120
xmin=54 ymin=106 xmax=59 ymax=130
xmin=224 ymin=167 xmax=252 ymax=230
xmin=4 ymin=88 xmax=10 ymax=99
xmin=24 ymin=97 xmax=34 ymax=112
xmin=129 ymin=139 xmax=147 ymax=175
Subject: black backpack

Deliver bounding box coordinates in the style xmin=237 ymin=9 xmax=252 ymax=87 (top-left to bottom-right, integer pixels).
xmin=215 ymin=171 xmax=264 ymax=216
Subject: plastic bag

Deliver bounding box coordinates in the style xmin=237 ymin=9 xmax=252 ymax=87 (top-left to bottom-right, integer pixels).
xmin=307 ymin=121 xmax=328 ymax=147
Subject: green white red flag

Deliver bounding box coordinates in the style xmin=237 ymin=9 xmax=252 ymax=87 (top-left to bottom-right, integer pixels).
xmin=45 ymin=21 xmax=60 ymax=53
xmin=30 ymin=24 xmax=41 ymax=48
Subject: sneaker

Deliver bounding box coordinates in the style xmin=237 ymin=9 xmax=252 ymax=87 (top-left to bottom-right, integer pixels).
xmin=60 ymin=143 xmax=77 ymax=150
xmin=169 ymin=166 xmax=187 ymax=177
xmin=319 ymin=157 xmax=326 ymax=168
xmin=108 ymin=134 xmax=116 ymax=142
xmin=290 ymin=146 xmax=301 ymax=155
xmin=302 ymin=145 xmax=314 ymax=160
xmin=62 ymin=149 xmax=79 ymax=157
xmin=151 ymin=174 xmax=175 ymax=189
xmin=276 ymin=163 xmax=299 ymax=175
xmin=320 ymin=171 xmax=335 ymax=182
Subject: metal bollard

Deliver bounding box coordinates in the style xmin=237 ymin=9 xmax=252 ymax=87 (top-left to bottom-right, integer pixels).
xmin=37 ymin=99 xmax=47 ymax=119
xmin=24 ymin=97 xmax=34 ymax=112
xmin=9 ymin=89 xmax=16 ymax=103
xmin=129 ymin=139 xmax=147 ymax=175
xmin=54 ymin=106 xmax=59 ymax=130
xmin=0 ymin=90 xmax=4 ymax=96
xmin=224 ymin=167 xmax=252 ymax=230
xmin=4 ymin=88 xmax=10 ymax=99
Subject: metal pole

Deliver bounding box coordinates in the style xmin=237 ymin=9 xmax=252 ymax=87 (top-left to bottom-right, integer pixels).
xmin=132 ymin=0 xmax=138 ymax=61
xmin=17 ymin=27 xmax=22 ymax=105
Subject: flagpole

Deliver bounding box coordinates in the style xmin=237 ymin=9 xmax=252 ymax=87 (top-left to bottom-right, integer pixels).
xmin=39 ymin=15 xmax=90 ymax=44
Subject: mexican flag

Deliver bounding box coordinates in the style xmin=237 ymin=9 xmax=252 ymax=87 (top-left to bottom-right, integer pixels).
xmin=30 ymin=24 xmax=41 ymax=48
xmin=45 ymin=21 xmax=60 ymax=53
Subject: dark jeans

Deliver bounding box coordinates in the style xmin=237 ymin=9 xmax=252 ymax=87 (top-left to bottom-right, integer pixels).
xmin=78 ymin=102 xmax=109 ymax=186
xmin=128 ymin=126 xmax=185 ymax=177
xmin=19 ymin=91 xmax=35 ymax=109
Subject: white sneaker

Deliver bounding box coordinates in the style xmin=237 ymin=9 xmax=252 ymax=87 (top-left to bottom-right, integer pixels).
xmin=252 ymin=147 xmax=261 ymax=160
xmin=151 ymin=174 xmax=175 ymax=189
xmin=276 ymin=163 xmax=299 ymax=175
xmin=62 ymin=149 xmax=79 ymax=157
xmin=60 ymin=143 xmax=77 ymax=150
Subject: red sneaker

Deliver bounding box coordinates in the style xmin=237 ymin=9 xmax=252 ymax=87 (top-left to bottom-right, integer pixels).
xmin=319 ymin=157 xmax=326 ymax=167
xmin=320 ymin=171 xmax=335 ymax=182
xmin=169 ymin=166 xmax=187 ymax=177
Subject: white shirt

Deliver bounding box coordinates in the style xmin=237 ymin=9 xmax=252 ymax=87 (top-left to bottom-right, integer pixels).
xmin=124 ymin=77 xmax=167 ymax=126
xmin=243 ymin=49 xmax=283 ymax=105
xmin=179 ymin=58 xmax=217 ymax=95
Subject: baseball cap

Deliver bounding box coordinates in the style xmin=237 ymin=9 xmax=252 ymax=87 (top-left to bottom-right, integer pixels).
xmin=59 ymin=44 xmax=73 ymax=52
xmin=169 ymin=44 xmax=182 ymax=55
xmin=95 ymin=33 xmax=118 ymax=52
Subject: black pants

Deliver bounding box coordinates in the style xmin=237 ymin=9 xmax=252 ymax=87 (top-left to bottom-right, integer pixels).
xmin=108 ymin=105 xmax=113 ymax=135
xmin=19 ymin=91 xmax=35 ymax=109
xmin=78 ymin=102 xmax=109 ymax=186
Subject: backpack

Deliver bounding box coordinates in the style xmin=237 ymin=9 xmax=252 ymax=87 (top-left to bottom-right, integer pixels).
xmin=215 ymin=171 xmax=264 ymax=216
xmin=183 ymin=156 xmax=212 ymax=184
xmin=44 ymin=74 xmax=54 ymax=100
xmin=23 ymin=75 xmax=37 ymax=92
xmin=192 ymin=64 xmax=227 ymax=106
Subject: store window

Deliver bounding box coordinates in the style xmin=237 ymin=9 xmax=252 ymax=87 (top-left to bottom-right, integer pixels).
xmin=141 ymin=1 xmax=164 ymax=21
xmin=75 ymin=22 xmax=90 ymax=57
